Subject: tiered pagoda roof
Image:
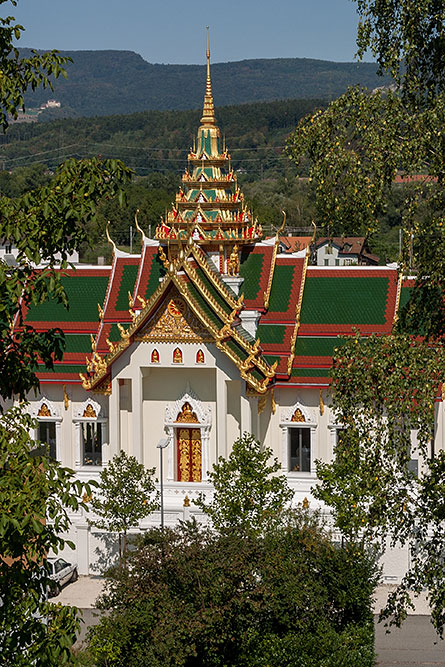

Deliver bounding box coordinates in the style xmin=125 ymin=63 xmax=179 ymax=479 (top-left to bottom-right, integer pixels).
xmin=155 ymin=29 xmax=262 ymax=249
xmin=19 ymin=32 xmax=416 ymax=397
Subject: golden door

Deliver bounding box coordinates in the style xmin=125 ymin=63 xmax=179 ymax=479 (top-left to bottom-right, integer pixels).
xmin=177 ymin=428 xmax=202 ymax=482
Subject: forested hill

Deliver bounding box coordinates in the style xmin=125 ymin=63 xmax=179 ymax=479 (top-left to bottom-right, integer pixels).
xmin=19 ymin=49 xmax=389 ymax=117
xmin=0 ymin=98 xmax=325 ymax=177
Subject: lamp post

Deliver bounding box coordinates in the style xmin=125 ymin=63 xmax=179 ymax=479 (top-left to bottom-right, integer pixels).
xmin=157 ymin=437 xmax=169 ymax=529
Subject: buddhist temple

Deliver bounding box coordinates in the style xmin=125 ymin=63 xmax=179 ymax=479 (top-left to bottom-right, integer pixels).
xmin=16 ymin=31 xmax=442 ymax=579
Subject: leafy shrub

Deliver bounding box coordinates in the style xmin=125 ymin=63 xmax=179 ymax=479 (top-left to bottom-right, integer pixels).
xmin=85 ymin=511 xmax=378 ymax=666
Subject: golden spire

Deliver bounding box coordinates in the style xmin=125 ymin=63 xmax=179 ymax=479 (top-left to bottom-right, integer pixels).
xmin=200 ymin=26 xmax=216 ymax=127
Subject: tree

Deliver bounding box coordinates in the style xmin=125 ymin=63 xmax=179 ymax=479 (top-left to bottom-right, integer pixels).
xmin=88 ymin=451 xmax=159 ymax=562
xmin=0 ymin=2 xmax=133 ymax=661
xmin=195 ymin=432 xmax=293 ymax=536
xmin=84 ymin=505 xmax=378 ymax=666
xmin=0 ymin=407 xmax=94 ymax=665
xmin=355 ymin=0 xmax=445 ymax=108
xmin=286 ymin=0 xmax=445 ymax=635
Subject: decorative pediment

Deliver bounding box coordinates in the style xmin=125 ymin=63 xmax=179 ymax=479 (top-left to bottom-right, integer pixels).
xmin=280 ymin=401 xmax=315 ymax=425
xmin=75 ymin=398 xmax=102 ymax=419
xmin=135 ymin=289 xmax=213 ymax=344
xmin=31 ymin=397 xmax=61 ymax=420
xmin=165 ymin=388 xmax=211 ymax=426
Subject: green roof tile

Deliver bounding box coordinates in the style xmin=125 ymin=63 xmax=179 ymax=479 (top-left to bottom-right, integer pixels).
xmin=268 ymin=265 xmax=295 ymax=312
xmin=145 ymin=254 xmax=166 ymax=300
xmin=294 ymin=337 xmax=345 ymax=357
xmin=300 ymin=276 xmax=389 ymax=325
xmin=291 ymin=367 xmax=331 ymax=377
xmin=194 ymin=266 xmax=233 ymax=316
xmin=26 ymin=276 xmax=109 ymax=322
xmin=257 ymin=324 xmax=286 ymax=345
xmin=38 ymin=364 xmax=87 ymax=374
xmin=186 ymin=282 xmax=224 ymax=330
xmin=115 ymin=265 xmax=139 ymax=311
xmin=240 ymin=252 xmax=263 ymax=301
xmin=64 ymin=334 xmax=93 ymax=354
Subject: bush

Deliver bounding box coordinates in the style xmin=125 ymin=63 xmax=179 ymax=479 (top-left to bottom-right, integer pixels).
xmin=85 ymin=510 xmax=378 ymax=666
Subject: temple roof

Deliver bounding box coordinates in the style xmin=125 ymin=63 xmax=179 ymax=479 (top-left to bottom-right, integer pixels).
xmin=19 ymin=34 xmax=411 ymax=394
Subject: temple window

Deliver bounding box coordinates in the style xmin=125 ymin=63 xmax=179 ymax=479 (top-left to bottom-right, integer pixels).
xmin=38 ymin=421 xmax=57 ymax=460
xmin=173 ymin=347 xmax=183 ymax=364
xmin=81 ymin=422 xmax=103 ymax=466
xmin=151 ymin=349 xmax=160 ymax=363
xmin=288 ymin=427 xmax=311 ymax=473
xmin=281 ymin=403 xmax=316 ymax=475
xmin=74 ymin=399 xmax=106 ymax=468
xmin=196 ymin=349 xmax=205 ymax=364
xmin=35 ymin=400 xmax=61 ymax=461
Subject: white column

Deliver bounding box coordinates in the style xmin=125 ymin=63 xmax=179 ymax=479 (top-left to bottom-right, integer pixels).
xmin=132 ymin=370 xmax=143 ymax=463
xmin=216 ymin=371 xmax=227 ymax=459
xmin=240 ymin=386 xmax=251 ymax=436
xmin=249 ymin=396 xmax=259 ymax=439
xmin=108 ymin=378 xmax=120 ymax=459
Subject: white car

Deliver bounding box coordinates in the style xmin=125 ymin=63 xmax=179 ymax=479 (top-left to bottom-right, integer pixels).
xmin=46 ymin=557 xmax=78 ymax=596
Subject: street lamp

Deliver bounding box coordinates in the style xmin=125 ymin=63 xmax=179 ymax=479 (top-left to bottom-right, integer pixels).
xmin=157 ymin=437 xmax=169 ymax=529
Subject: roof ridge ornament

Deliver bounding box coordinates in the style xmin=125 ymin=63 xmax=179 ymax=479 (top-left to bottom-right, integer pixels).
xmin=200 ymin=26 xmax=216 ymax=127
xmin=106 ymin=222 xmax=117 ymax=255
xmin=134 ymin=208 xmax=147 ymax=243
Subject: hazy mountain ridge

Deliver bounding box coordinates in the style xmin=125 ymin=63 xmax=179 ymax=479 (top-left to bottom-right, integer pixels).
xmin=19 ymin=49 xmax=389 ymax=117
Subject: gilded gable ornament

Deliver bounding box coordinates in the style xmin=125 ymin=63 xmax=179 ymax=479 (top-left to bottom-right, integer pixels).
xmin=175 ymin=402 xmax=199 ymax=423
xmin=83 ymin=404 xmax=97 ymax=419
xmin=136 ymin=290 xmax=212 ymax=344
xmin=291 ymin=408 xmax=306 ymax=423
xmin=38 ymin=403 xmax=51 ymax=417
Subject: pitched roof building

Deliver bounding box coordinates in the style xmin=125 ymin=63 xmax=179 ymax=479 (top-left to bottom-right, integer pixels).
xmin=19 ymin=33 xmax=439 ymax=579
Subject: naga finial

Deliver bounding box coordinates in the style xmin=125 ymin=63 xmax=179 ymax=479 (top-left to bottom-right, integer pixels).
xmin=134 ymin=208 xmax=147 ymax=241
xmin=106 ymin=222 xmax=117 ymax=255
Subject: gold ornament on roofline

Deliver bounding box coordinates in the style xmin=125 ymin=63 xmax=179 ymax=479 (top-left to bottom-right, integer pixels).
xmin=319 ymin=389 xmax=325 ymax=416
xmin=106 ymin=222 xmax=117 ymax=255
xmin=63 ymin=385 xmax=69 ymax=410
xmin=90 ymin=334 xmax=96 ymax=353
xmin=98 ymin=303 xmax=104 ymax=320
xmin=137 ymin=295 xmax=147 ymax=309
xmin=128 ymin=291 xmax=134 ymax=309
xmin=117 ymin=322 xmax=130 ymax=340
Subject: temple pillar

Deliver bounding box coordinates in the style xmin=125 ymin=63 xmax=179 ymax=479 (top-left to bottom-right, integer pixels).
xmin=240 ymin=387 xmax=251 ymax=436
xmin=216 ymin=371 xmax=227 ymax=459
xmin=108 ymin=378 xmax=120 ymax=458
xmin=132 ymin=369 xmax=143 ymax=463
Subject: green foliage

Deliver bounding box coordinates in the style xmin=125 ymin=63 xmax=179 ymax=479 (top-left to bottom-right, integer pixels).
xmin=315 ymin=333 xmax=445 ymax=634
xmin=0 ymin=0 xmax=71 ymax=132
xmin=88 ymin=451 xmax=159 ymax=560
xmin=355 ymin=0 xmax=445 ymax=108
xmin=287 ymin=0 xmax=445 ymax=638
xmin=0 ymin=405 xmax=93 ymax=665
xmin=195 ymin=432 xmax=293 ymax=536
xmin=0 ymin=156 xmax=132 ymax=400
xmin=85 ymin=512 xmax=378 ymax=667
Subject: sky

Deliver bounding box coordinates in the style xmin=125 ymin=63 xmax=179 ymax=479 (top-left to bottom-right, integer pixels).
xmin=10 ymin=0 xmax=367 ymax=65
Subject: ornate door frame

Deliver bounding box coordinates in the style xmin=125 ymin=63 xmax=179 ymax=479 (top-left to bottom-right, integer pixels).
xmin=164 ymin=390 xmax=211 ymax=482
